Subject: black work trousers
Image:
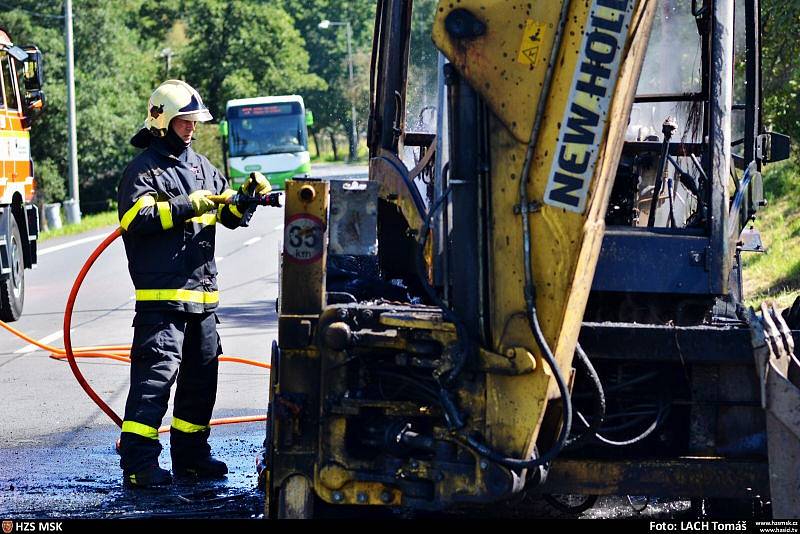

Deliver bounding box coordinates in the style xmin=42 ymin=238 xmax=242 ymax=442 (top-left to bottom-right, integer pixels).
xmin=119 ymin=310 xmax=221 ymax=474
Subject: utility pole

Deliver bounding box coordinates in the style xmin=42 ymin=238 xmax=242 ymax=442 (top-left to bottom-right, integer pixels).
xmin=64 ymin=0 xmax=81 ymax=223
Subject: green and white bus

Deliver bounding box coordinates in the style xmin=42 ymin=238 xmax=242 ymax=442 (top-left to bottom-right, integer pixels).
xmin=220 ymin=95 xmax=313 ymax=190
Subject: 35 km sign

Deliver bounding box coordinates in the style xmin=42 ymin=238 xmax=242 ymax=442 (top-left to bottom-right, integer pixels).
xmin=284 ymin=213 xmax=325 ymax=264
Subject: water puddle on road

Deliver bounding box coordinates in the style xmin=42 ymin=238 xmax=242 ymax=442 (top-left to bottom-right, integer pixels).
xmin=0 ymin=423 xmax=266 ymax=519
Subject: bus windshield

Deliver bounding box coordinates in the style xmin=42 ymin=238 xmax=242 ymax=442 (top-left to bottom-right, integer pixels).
xmin=227 ymin=102 xmax=307 ymax=158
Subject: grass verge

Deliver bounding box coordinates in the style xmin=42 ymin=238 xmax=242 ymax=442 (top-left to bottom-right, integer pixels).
xmin=39 ymin=210 xmax=118 ymax=243
xmin=742 ymin=160 xmax=800 ymax=308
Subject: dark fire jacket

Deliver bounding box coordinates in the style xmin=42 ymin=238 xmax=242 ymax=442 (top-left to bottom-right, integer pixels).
xmin=117 ymin=136 xmax=244 ymax=313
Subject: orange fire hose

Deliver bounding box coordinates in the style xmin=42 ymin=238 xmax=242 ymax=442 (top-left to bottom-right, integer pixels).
xmin=0 ymin=227 xmax=269 ymax=430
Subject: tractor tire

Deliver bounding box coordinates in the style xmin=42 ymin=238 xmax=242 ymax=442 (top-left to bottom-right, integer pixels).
xmin=0 ymin=216 xmax=25 ymax=322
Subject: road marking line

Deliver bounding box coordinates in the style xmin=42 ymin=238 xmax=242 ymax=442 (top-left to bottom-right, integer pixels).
xmin=38 ymin=233 xmax=108 ymax=256
xmin=216 ymin=256 xmax=224 ymax=263
xmin=274 ymin=224 xmax=284 ymax=231
xmin=243 ymin=237 xmax=262 ymax=246
xmin=14 ymin=329 xmax=66 ymax=353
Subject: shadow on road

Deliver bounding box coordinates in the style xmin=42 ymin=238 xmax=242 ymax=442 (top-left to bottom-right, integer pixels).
xmin=217 ymin=300 xmax=277 ymax=330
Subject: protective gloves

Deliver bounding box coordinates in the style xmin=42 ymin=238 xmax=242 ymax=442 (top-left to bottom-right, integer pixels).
xmin=240 ymin=171 xmax=272 ymax=196
xmin=189 ymin=189 xmax=215 ymax=216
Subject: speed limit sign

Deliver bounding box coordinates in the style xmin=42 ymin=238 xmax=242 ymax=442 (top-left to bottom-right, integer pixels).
xmin=284 ymin=213 xmax=325 ymax=264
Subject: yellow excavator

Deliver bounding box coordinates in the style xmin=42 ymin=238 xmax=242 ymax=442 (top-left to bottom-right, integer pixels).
xmin=261 ymin=0 xmax=799 ymax=518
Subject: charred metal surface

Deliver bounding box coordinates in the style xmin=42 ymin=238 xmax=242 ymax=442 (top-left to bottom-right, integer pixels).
xmin=592 ymin=230 xmax=713 ymax=294
xmin=308 ymin=303 xmax=518 ymax=510
xmin=446 ymin=67 xmax=482 ymax=342
xmin=579 ymin=322 xmax=800 ymax=363
xmin=328 ymin=180 xmax=379 ymax=257
xmin=689 ymin=366 xmax=721 ymax=454
xmin=537 ymin=458 xmax=769 ymax=499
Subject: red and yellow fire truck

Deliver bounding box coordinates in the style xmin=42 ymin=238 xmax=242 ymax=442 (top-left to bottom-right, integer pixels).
xmin=0 ymin=28 xmax=45 ymax=321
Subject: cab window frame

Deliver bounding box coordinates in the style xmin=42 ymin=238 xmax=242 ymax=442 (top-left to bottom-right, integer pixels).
xmin=0 ymin=53 xmax=6 ymax=109
xmin=1 ymin=54 xmax=21 ymax=112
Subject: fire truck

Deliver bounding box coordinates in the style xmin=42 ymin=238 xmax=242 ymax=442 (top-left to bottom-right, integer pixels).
xmin=0 ymin=28 xmax=45 ymax=321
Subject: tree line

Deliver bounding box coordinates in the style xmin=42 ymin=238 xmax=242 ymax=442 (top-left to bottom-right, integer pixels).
xmin=2 ymin=0 xmax=378 ymax=213
xmin=1 ymin=0 xmax=798 ymax=213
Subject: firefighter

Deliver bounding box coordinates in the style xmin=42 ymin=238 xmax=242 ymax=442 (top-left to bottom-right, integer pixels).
xmin=117 ymin=80 xmax=271 ymax=488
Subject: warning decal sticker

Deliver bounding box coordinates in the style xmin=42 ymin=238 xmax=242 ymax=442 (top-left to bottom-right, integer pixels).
xmin=517 ymin=19 xmax=547 ymax=66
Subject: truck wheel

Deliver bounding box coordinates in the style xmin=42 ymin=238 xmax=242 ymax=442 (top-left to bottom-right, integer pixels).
xmin=277 ymin=475 xmax=314 ymax=519
xmin=0 ymin=217 xmax=25 ymax=321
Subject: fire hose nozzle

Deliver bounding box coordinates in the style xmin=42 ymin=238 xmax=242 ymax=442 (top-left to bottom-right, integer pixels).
xmin=208 ymin=192 xmax=283 ymax=209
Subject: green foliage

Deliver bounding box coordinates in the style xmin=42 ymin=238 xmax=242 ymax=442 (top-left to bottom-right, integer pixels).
xmin=193 ymin=122 xmax=224 ymax=171
xmin=72 ymin=0 xmax=160 ymax=212
xmin=4 ymin=0 xmax=795 ymax=213
xmin=4 ymin=0 xmax=158 ymax=213
xmin=743 ymin=161 xmax=800 ymax=308
xmin=761 ymin=0 xmax=800 ymax=149
xmin=762 ymin=159 xmax=800 ymax=201
xmin=182 ymin=0 xmax=325 ymax=118
xmin=280 ymin=0 xmax=375 ymax=156
xmin=33 ymin=159 xmax=66 ymax=204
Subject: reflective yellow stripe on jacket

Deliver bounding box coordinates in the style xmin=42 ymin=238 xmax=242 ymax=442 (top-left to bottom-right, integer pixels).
xmin=135 ymin=288 xmax=219 ymax=304
xmin=121 ymin=420 xmax=159 ymax=440
xmin=157 ymin=201 xmax=173 ymax=230
xmin=120 ymin=195 xmax=156 ymax=231
xmin=188 ymin=213 xmax=217 ymax=226
xmin=171 ymin=417 xmax=210 ymax=434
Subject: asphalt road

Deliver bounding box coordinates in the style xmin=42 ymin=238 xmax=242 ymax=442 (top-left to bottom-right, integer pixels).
xmin=0 ymin=163 xmax=367 ymax=519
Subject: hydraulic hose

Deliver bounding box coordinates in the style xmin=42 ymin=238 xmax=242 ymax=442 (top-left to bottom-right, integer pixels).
xmin=567 ymin=346 xmax=670 ymax=447
xmin=564 ymin=344 xmax=605 ymax=449
xmin=0 ymin=226 xmax=269 ymax=431
xmin=416 ymin=186 xmax=573 ymax=466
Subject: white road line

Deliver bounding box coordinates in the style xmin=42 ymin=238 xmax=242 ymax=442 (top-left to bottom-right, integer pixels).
xmin=274 ymin=224 xmax=284 ymax=231
xmin=215 ymin=256 xmax=225 ymax=263
xmin=14 ymin=329 xmax=66 ymax=353
xmin=38 ymin=233 xmax=108 ymax=256
xmin=243 ymin=236 xmax=262 ymax=246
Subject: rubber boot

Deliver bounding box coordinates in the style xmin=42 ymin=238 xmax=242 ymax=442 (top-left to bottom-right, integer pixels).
xmin=172 ymin=455 xmax=228 ymax=480
xmin=123 ymin=464 xmax=173 ymax=488
xmin=170 ymin=428 xmax=228 ymax=480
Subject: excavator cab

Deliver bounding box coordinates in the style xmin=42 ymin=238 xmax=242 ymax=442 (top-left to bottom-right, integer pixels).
xmin=264 ymin=0 xmax=798 ymax=518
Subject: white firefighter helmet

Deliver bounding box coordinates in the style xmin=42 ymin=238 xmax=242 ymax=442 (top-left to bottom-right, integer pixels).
xmin=144 ymin=80 xmax=213 ymax=137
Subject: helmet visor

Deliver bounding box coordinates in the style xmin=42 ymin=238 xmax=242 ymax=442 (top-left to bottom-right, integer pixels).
xmin=177 ymin=109 xmax=213 ymax=122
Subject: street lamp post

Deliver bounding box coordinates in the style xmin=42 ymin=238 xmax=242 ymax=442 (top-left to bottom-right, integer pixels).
xmin=64 ymin=0 xmax=81 ymax=223
xmin=319 ymin=20 xmax=358 ymax=161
